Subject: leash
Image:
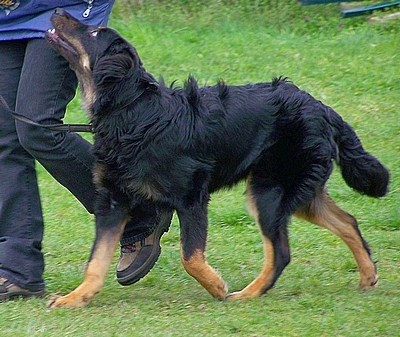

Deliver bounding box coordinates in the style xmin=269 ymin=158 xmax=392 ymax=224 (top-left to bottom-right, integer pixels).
xmin=0 ymin=95 xmax=94 ymax=133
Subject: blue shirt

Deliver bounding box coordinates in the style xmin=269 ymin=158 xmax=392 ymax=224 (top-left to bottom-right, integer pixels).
xmin=0 ymin=0 xmax=115 ymax=41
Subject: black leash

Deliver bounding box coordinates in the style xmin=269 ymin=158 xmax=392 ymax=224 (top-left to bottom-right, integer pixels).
xmin=0 ymin=95 xmax=94 ymax=133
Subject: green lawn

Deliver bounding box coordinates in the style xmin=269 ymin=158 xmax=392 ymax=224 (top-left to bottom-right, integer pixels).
xmin=1 ymin=2 xmax=399 ymax=336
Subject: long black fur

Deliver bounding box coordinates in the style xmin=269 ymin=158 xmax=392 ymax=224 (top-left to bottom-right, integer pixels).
xmin=91 ymin=61 xmax=389 ymax=207
xmin=46 ymin=9 xmax=389 ymax=304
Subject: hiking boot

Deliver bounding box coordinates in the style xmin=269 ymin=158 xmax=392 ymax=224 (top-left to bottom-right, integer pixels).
xmin=116 ymin=212 xmax=172 ymax=286
xmin=0 ymin=277 xmax=45 ymax=302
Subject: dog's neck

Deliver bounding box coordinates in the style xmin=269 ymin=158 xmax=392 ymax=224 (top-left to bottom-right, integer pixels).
xmin=91 ymin=72 xmax=153 ymax=119
xmin=76 ymin=72 xmax=97 ymax=118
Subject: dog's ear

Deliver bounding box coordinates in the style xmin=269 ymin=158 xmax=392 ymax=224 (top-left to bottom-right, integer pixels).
xmin=137 ymin=76 xmax=159 ymax=93
xmin=106 ymin=38 xmax=142 ymax=67
xmin=93 ymin=53 xmax=133 ymax=88
xmin=127 ymin=45 xmax=143 ymax=67
xmin=146 ymin=81 xmax=159 ymax=92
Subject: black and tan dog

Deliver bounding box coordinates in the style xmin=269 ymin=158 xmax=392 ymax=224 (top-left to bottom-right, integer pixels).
xmin=46 ymin=9 xmax=389 ymax=308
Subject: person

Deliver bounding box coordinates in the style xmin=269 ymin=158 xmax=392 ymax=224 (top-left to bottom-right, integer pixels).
xmin=0 ymin=0 xmax=172 ymax=301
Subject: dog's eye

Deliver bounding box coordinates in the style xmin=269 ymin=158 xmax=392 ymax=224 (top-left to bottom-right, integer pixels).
xmin=90 ymin=30 xmax=99 ymax=37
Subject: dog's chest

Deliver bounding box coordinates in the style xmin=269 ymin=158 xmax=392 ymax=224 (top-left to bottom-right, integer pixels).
xmin=106 ymin=156 xmax=164 ymax=202
xmin=126 ymin=177 xmax=163 ymax=201
xmin=94 ymin=117 xmax=179 ymax=203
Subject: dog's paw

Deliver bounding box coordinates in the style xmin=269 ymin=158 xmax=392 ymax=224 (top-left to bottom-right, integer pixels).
xmin=359 ymin=274 xmax=378 ymax=290
xmin=47 ymin=292 xmax=89 ymax=309
xmin=211 ymin=281 xmax=228 ymax=300
xmin=226 ymin=290 xmax=259 ymax=301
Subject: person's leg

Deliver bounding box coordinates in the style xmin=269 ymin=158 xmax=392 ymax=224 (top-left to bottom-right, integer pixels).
xmin=0 ymin=40 xmax=46 ymax=295
xmin=15 ymin=38 xmax=96 ymax=212
xmin=15 ymin=38 xmax=172 ymax=286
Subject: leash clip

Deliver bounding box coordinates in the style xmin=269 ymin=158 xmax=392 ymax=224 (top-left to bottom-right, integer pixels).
xmin=83 ymin=0 xmax=94 ymax=18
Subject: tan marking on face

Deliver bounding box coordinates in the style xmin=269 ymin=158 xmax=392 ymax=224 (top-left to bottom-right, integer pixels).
xmin=180 ymin=246 xmax=227 ymax=300
xmin=61 ymin=34 xmax=92 ymax=70
xmin=77 ymin=50 xmax=96 ymax=114
xmin=59 ymin=34 xmax=96 ymax=114
xmin=80 ymin=52 xmax=91 ymax=72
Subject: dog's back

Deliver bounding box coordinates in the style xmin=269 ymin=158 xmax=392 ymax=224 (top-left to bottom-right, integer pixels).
xmin=46 ymin=10 xmax=388 ymax=308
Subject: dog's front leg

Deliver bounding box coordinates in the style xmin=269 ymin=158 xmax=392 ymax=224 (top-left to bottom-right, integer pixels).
xmin=177 ymin=203 xmax=228 ymax=300
xmin=48 ymin=189 xmax=129 ymax=308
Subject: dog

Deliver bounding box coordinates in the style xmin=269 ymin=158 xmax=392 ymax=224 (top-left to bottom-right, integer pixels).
xmin=45 ymin=8 xmax=389 ymax=308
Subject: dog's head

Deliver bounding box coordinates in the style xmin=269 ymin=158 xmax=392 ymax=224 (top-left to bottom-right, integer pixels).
xmin=46 ymin=8 xmax=151 ymax=114
xmin=46 ymin=8 xmax=141 ymax=73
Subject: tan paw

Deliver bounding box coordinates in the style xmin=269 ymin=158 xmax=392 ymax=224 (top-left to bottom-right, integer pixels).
xmin=226 ymin=290 xmax=259 ymax=301
xmin=209 ymin=281 xmax=228 ymax=300
xmin=47 ymin=292 xmax=89 ymax=309
xmin=359 ymin=274 xmax=378 ymax=290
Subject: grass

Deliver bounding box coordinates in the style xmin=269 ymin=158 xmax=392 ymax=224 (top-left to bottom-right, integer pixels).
xmin=1 ymin=2 xmax=399 ymax=336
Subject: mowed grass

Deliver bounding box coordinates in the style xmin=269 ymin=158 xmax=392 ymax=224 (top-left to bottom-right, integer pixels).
xmin=1 ymin=2 xmax=399 ymax=336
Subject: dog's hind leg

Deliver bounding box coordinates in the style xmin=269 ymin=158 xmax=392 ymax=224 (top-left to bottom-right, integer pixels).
xmin=177 ymin=202 xmax=228 ymax=300
xmin=48 ymin=188 xmax=130 ymax=308
xmin=228 ymin=179 xmax=291 ymax=300
xmin=295 ymin=189 xmax=378 ymax=289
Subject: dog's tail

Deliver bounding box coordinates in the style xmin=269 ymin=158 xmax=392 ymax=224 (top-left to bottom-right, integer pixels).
xmin=331 ymin=109 xmax=389 ymax=198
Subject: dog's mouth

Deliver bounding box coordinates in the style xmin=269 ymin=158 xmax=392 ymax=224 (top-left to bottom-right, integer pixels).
xmin=46 ymin=28 xmax=78 ymax=57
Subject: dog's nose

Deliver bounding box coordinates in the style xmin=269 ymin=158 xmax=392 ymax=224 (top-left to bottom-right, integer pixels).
xmin=54 ymin=8 xmax=66 ymax=16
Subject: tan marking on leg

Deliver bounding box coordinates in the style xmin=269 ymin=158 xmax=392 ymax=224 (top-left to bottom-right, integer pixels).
xmin=228 ymin=235 xmax=275 ymax=300
xmin=92 ymin=162 xmax=107 ymax=188
xmin=180 ymin=246 xmax=227 ymax=300
xmin=295 ymin=191 xmax=377 ymax=289
xmin=48 ymin=221 xmax=127 ymax=308
xmin=227 ymin=185 xmax=276 ymax=300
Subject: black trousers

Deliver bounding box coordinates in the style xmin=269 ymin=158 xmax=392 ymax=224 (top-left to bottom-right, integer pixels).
xmin=0 ymin=38 xmax=156 ymax=291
